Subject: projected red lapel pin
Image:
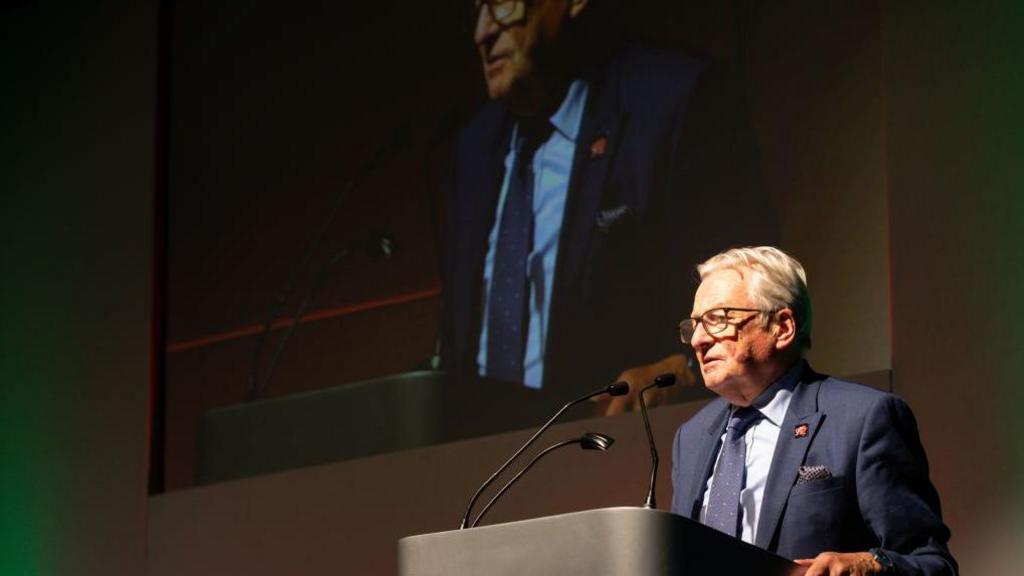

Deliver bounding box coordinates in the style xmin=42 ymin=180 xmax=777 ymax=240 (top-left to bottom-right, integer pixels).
xmin=590 ymin=135 xmax=608 ymax=158
xmin=794 ymin=423 xmax=809 ymax=438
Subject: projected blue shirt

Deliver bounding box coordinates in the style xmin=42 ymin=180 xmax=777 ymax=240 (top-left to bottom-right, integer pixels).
xmin=477 ymin=80 xmax=589 ymax=389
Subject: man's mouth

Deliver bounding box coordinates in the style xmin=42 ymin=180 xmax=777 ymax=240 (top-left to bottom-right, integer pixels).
xmin=701 ymin=357 xmax=722 ymax=368
xmin=485 ymin=51 xmax=511 ymax=67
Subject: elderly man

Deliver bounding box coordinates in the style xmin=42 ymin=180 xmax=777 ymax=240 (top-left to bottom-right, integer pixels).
xmin=670 ymin=246 xmax=956 ymax=575
xmin=442 ymin=0 xmax=775 ymax=419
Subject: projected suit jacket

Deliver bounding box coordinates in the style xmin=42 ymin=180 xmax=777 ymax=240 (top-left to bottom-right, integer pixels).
xmin=670 ymin=364 xmax=957 ymax=575
xmin=441 ymin=45 xmax=776 ymax=399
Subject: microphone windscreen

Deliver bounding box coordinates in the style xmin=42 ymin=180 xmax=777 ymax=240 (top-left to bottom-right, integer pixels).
xmin=654 ymin=373 xmax=677 ymax=388
xmin=580 ymin=432 xmax=615 ymax=451
xmin=607 ymin=381 xmax=630 ymax=396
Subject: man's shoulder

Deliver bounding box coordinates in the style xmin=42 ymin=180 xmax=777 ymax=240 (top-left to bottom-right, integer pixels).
xmin=814 ymin=373 xmax=897 ymax=406
xmin=606 ymin=44 xmax=706 ymax=83
xmin=599 ymin=44 xmax=707 ymax=104
xmin=457 ymin=101 xmax=509 ymax=156
xmin=808 ymin=372 xmax=917 ymax=426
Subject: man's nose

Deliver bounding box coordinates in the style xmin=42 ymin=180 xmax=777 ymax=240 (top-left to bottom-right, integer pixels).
xmin=690 ymin=320 xmax=713 ymax=351
xmin=474 ymin=5 xmax=500 ymax=45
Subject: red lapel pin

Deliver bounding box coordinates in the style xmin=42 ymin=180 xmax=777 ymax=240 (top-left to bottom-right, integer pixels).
xmin=590 ymin=135 xmax=608 ymax=158
xmin=794 ymin=423 xmax=809 ymax=438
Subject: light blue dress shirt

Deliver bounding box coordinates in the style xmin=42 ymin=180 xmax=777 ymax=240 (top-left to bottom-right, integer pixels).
xmin=477 ymin=80 xmax=589 ymax=389
xmin=699 ymin=360 xmax=805 ymax=544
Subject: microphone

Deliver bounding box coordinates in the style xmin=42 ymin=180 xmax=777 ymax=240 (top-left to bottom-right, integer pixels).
xmin=459 ymin=382 xmax=629 ymax=529
xmin=471 ymin=432 xmax=614 ymax=527
xmin=368 ymin=233 xmax=396 ymax=259
xmin=422 ymin=109 xmax=461 ymax=371
xmin=639 ymin=373 xmax=677 ymax=509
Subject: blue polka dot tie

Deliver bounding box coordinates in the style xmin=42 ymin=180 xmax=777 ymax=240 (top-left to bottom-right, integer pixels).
xmin=704 ymin=406 xmax=763 ymax=537
xmin=485 ymin=122 xmax=550 ymax=383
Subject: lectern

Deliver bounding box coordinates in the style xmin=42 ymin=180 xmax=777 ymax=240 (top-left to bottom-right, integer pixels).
xmin=398 ymin=507 xmax=803 ymax=576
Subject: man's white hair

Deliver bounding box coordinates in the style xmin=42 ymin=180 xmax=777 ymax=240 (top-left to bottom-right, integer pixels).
xmin=697 ymin=246 xmax=813 ymax=353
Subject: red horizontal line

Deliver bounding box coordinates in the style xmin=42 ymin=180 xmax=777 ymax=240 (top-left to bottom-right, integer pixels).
xmin=165 ymin=286 xmax=441 ymax=354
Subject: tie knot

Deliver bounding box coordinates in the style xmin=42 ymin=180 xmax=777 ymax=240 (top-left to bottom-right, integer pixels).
xmin=515 ymin=119 xmax=554 ymax=157
xmin=726 ymin=406 xmax=762 ymax=440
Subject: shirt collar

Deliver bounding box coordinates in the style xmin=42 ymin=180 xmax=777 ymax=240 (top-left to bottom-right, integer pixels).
xmin=746 ymin=359 xmax=804 ymax=426
xmin=547 ymin=79 xmax=588 ymax=142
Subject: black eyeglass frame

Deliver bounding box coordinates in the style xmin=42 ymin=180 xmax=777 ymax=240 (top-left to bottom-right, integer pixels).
xmin=474 ymin=0 xmax=527 ymax=27
xmin=678 ymin=307 xmax=773 ymax=344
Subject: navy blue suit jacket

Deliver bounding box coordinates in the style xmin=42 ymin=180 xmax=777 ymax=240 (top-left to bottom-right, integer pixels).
xmin=442 ymin=46 xmax=776 ymax=397
xmin=671 ymin=364 xmax=957 ymax=575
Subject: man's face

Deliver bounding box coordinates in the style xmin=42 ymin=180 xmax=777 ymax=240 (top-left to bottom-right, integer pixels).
xmin=689 ymin=268 xmax=780 ymax=405
xmin=473 ymin=0 xmax=572 ymax=112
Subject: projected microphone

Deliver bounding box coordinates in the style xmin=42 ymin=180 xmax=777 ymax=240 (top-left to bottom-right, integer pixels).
xmin=471 ymin=432 xmax=614 ymax=527
xmin=258 ymin=233 xmax=397 ymax=393
xmin=246 ymin=121 xmax=410 ymax=399
xmin=639 ymin=373 xmax=677 ymax=508
xmin=459 ymin=382 xmax=629 ymax=529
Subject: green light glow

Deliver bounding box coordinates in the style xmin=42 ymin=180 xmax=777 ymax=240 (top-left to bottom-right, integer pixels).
xmin=0 ymin=274 xmax=60 ymax=575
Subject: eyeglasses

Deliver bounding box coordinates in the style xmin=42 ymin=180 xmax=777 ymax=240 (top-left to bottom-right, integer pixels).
xmin=475 ymin=0 xmax=527 ymax=26
xmin=678 ymin=307 xmax=770 ymax=344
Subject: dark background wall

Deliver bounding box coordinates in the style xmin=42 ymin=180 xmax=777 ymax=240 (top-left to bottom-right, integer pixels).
xmin=0 ymin=1 xmax=156 ymax=574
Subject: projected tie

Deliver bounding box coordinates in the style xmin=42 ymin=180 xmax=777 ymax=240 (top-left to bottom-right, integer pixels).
xmin=485 ymin=122 xmax=550 ymax=383
xmin=704 ymin=406 xmax=763 ymax=537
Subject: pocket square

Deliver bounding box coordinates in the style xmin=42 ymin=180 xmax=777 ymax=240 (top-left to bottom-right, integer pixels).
xmin=594 ymin=204 xmax=632 ymax=232
xmin=797 ymin=465 xmax=833 ymax=484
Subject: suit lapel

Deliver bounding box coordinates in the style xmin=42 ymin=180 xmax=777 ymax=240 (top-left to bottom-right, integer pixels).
xmin=457 ymin=114 xmax=513 ymax=365
xmin=472 ymin=115 xmax=513 ymax=256
xmin=680 ymin=400 xmax=729 ymax=519
xmin=551 ymin=77 xmax=625 ymax=297
xmin=540 ymin=76 xmax=625 ymax=384
xmin=754 ymin=368 xmax=825 ymax=549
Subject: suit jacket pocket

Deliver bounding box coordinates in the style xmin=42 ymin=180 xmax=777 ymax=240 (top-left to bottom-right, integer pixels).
xmin=780 ymin=475 xmax=852 ymax=557
xmin=789 ymin=474 xmax=846 ymax=498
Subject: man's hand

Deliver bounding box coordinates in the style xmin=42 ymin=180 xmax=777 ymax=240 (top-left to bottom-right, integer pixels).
xmin=595 ymin=353 xmax=695 ymax=416
xmin=794 ymin=552 xmax=883 ymax=576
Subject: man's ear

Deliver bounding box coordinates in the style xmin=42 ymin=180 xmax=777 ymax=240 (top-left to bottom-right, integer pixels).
xmin=569 ymin=0 xmax=590 ymax=19
xmin=772 ymin=308 xmax=798 ymax=351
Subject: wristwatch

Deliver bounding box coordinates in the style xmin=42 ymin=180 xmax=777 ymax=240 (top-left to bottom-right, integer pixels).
xmin=869 ymin=548 xmax=896 ymax=574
